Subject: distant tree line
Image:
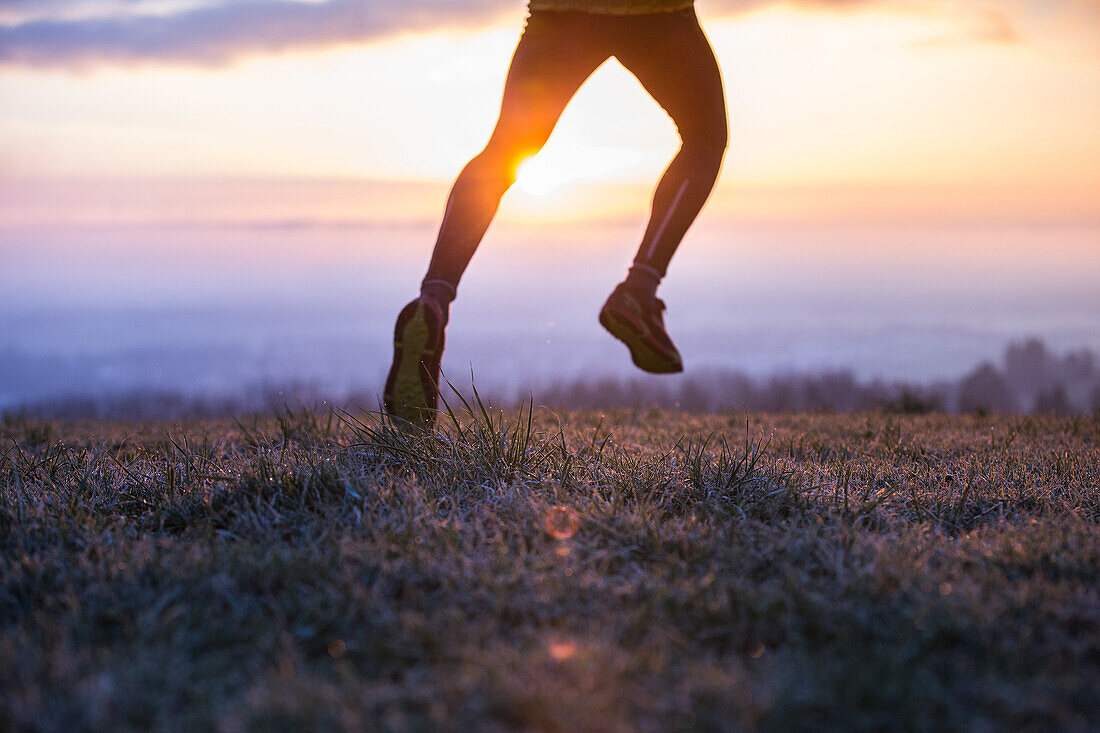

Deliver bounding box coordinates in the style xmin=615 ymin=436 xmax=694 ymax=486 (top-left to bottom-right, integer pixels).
xmin=537 ymin=339 xmax=1100 ymax=415
xmin=5 ymin=338 xmax=1099 ymax=420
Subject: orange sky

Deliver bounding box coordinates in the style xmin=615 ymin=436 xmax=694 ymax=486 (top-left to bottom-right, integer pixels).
xmin=1 ymin=0 xmax=1098 ymax=223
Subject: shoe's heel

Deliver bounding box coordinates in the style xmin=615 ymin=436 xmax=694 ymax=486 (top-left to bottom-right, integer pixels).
xmin=599 ymin=295 xmax=683 ymax=375
xmin=384 ymin=299 xmax=443 ymax=428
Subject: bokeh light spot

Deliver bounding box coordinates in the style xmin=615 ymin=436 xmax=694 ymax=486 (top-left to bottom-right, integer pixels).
xmin=543 ymin=505 xmax=580 ymax=540
xmin=549 ymin=641 xmax=578 ymax=660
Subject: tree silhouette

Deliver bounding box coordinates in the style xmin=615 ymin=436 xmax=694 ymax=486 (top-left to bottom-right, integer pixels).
xmin=958 ymin=362 xmax=1015 ymax=414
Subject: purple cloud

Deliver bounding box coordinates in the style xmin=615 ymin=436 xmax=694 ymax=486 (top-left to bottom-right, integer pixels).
xmin=0 ymin=0 xmax=514 ymax=68
xmin=0 ymin=0 xmax=1019 ymax=69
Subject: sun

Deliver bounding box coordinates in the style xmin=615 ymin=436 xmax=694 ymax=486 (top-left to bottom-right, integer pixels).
xmin=514 ymin=156 xmax=561 ymax=197
xmin=514 ymin=143 xmax=645 ymax=197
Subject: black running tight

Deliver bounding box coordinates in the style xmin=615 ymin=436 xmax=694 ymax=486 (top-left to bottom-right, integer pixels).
xmin=423 ymin=8 xmax=728 ymax=293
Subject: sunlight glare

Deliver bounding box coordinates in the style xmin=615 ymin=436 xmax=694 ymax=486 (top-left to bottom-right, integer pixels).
xmin=515 ymin=144 xmax=644 ymax=197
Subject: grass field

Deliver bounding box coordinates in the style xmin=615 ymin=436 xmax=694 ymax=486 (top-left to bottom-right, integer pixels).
xmin=2 ymin=402 xmax=1098 ymax=731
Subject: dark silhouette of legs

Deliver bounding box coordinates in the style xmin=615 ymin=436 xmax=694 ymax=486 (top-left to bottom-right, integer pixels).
xmin=390 ymin=9 xmax=729 ymax=423
xmin=422 ymin=9 xmax=726 ymax=300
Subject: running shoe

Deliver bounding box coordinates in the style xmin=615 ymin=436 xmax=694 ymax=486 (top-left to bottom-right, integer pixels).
xmin=599 ymin=284 xmax=683 ymax=374
xmin=384 ymin=296 xmax=446 ymax=428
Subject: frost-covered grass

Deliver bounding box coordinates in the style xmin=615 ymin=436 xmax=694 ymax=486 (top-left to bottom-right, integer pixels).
xmin=2 ymin=402 xmax=1098 ymax=731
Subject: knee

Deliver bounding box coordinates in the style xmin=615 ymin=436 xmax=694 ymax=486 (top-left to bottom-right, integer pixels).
xmin=678 ymin=119 xmax=729 ymax=164
xmin=678 ymin=130 xmax=728 ymax=173
xmin=470 ymin=137 xmax=542 ymax=189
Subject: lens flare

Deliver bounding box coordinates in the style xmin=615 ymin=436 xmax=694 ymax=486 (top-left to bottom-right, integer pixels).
xmin=543 ymin=505 xmax=580 ymax=539
xmin=549 ymin=640 xmax=578 ymax=660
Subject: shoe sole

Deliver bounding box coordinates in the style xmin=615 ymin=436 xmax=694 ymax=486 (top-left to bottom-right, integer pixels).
xmin=599 ymin=307 xmax=683 ymax=374
xmin=384 ymin=300 xmax=443 ymax=428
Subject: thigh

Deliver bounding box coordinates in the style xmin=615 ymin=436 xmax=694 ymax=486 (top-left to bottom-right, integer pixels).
xmin=487 ymin=12 xmax=611 ymax=155
xmin=613 ymin=11 xmax=727 ymax=146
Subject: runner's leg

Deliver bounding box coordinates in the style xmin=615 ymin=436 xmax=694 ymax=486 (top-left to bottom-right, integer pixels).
xmin=614 ymin=10 xmax=727 ymax=294
xmin=422 ymin=13 xmax=609 ymax=299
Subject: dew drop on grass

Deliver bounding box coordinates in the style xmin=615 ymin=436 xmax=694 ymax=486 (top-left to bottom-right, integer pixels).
xmin=543 ymin=505 xmax=580 ymax=540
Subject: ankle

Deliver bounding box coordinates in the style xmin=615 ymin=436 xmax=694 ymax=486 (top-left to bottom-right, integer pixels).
xmin=623 ymin=263 xmax=661 ymax=300
xmin=420 ymin=279 xmax=456 ymax=302
xmin=419 ymin=280 xmax=454 ymax=326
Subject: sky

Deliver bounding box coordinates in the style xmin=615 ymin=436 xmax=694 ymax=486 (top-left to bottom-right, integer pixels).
xmin=1 ymin=0 xmax=1099 ymax=408
xmin=1 ymin=0 xmax=1098 ymax=223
